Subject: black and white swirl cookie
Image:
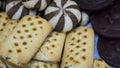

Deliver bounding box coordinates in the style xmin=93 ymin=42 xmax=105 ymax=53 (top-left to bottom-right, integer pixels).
xmin=6 ymin=0 xmax=36 ymax=20
xmin=44 ymin=0 xmax=81 ymax=32
xmin=22 ymin=0 xmax=51 ymax=11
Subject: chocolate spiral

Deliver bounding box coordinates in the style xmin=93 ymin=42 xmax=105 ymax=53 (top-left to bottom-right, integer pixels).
xmin=6 ymin=0 xmax=36 ymax=20
xmin=22 ymin=0 xmax=51 ymax=11
xmin=44 ymin=0 xmax=81 ymax=32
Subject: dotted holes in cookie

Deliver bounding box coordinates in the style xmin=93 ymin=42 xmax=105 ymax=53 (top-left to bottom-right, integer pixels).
xmin=51 ymin=44 xmax=55 ymax=48
xmin=22 ymin=42 xmax=27 ymax=46
xmin=20 ymin=36 xmax=24 ymax=40
xmin=14 ymin=42 xmax=18 ymax=47
xmin=74 ymin=60 xmax=80 ymax=64
xmin=82 ymin=48 xmax=86 ymax=52
xmin=83 ymin=35 xmax=87 ymax=38
xmin=32 ymin=28 xmax=37 ymax=31
xmin=50 ymin=64 xmax=53 ymax=67
xmin=71 ymin=37 xmax=75 ymax=41
xmin=70 ymin=43 xmax=75 ymax=46
xmin=22 ymin=24 xmax=26 ymax=28
xmin=50 ymin=51 xmax=53 ymax=55
xmin=77 ymin=32 xmax=82 ymax=35
xmin=97 ymin=64 xmax=100 ymax=67
xmin=35 ymin=65 xmax=40 ymax=68
xmin=76 ymin=46 xmax=80 ymax=49
xmin=70 ymin=49 xmax=74 ymax=53
xmin=53 ymin=39 xmax=57 ymax=41
xmin=65 ymin=62 xmax=68 ymax=65
xmin=81 ymin=56 xmax=86 ymax=61
xmin=38 ymin=20 xmax=43 ymax=25
xmin=8 ymin=50 xmax=12 ymax=53
xmin=5 ymin=17 xmax=9 ymax=20
xmin=82 ymin=42 xmax=87 ymax=46
xmin=25 ymin=29 xmax=29 ymax=33
xmin=16 ymin=49 xmax=21 ymax=53
xmin=84 ymin=29 xmax=88 ymax=32
xmin=69 ymin=57 xmax=74 ymax=60
xmin=75 ymin=52 xmax=79 ymax=56
xmin=3 ymin=23 xmax=6 ymax=26
xmin=30 ymin=22 xmax=34 ymax=26
xmin=27 ymin=34 xmax=32 ymax=38
xmin=0 ymin=15 xmax=2 ymax=18
xmin=77 ymin=39 xmax=81 ymax=43
xmin=27 ymin=17 xmax=32 ymax=21
xmin=43 ymin=65 xmax=48 ymax=68
xmin=13 ymin=36 xmax=16 ymax=39
xmin=17 ymin=30 xmax=21 ymax=34
xmin=0 ymin=28 xmax=3 ymax=31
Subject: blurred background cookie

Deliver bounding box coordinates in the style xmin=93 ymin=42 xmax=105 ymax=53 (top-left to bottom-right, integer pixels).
xmin=98 ymin=37 xmax=120 ymax=67
xmin=74 ymin=0 xmax=114 ymax=12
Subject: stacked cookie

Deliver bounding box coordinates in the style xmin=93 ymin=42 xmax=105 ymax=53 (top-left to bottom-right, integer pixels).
xmin=1 ymin=0 xmax=120 ymax=68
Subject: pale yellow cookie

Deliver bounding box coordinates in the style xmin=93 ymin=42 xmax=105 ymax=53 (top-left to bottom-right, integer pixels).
xmin=34 ymin=32 xmax=66 ymax=62
xmin=26 ymin=60 xmax=58 ymax=68
xmin=0 ymin=20 xmax=18 ymax=42
xmin=0 ymin=15 xmax=53 ymax=66
xmin=0 ymin=12 xmax=9 ymax=33
xmin=94 ymin=59 xmax=109 ymax=68
xmin=61 ymin=26 xmax=94 ymax=68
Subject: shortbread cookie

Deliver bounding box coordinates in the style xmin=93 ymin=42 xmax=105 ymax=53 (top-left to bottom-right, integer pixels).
xmin=6 ymin=0 xmax=36 ymax=20
xmin=0 ymin=12 xmax=9 ymax=33
xmin=45 ymin=0 xmax=81 ymax=32
xmin=0 ymin=15 xmax=52 ymax=66
xmin=22 ymin=0 xmax=51 ymax=11
xmin=26 ymin=60 xmax=58 ymax=68
xmin=94 ymin=59 xmax=109 ymax=68
xmin=0 ymin=20 xmax=18 ymax=42
xmin=34 ymin=32 xmax=66 ymax=62
xmin=61 ymin=26 xmax=94 ymax=68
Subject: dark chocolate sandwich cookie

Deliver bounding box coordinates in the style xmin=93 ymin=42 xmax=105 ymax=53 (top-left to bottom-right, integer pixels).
xmin=74 ymin=0 xmax=114 ymax=11
xmin=98 ymin=37 xmax=120 ymax=67
xmin=91 ymin=1 xmax=120 ymax=38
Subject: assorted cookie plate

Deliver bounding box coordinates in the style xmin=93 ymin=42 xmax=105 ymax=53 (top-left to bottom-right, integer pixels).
xmin=0 ymin=0 xmax=119 ymax=68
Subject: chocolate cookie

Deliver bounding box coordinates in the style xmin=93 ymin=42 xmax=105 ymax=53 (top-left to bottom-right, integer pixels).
xmin=74 ymin=0 xmax=114 ymax=11
xmin=6 ymin=0 xmax=36 ymax=20
xmin=44 ymin=0 xmax=81 ymax=32
xmin=91 ymin=1 xmax=120 ymax=38
xmin=98 ymin=37 xmax=120 ymax=67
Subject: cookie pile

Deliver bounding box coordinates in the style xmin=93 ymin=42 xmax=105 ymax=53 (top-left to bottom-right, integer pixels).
xmin=0 ymin=0 xmax=119 ymax=68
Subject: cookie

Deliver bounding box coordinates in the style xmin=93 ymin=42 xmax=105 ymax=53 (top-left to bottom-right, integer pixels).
xmin=0 ymin=20 xmax=18 ymax=42
xmin=34 ymin=32 xmax=66 ymax=62
xmin=22 ymin=0 xmax=51 ymax=11
xmin=74 ymin=0 xmax=114 ymax=11
xmin=44 ymin=0 xmax=81 ymax=32
xmin=6 ymin=0 xmax=36 ymax=20
xmin=94 ymin=59 xmax=109 ymax=68
xmin=0 ymin=15 xmax=52 ymax=66
xmin=98 ymin=37 xmax=120 ymax=67
xmin=0 ymin=12 xmax=9 ymax=33
xmin=26 ymin=60 xmax=58 ymax=68
xmin=80 ymin=11 xmax=89 ymax=26
xmin=61 ymin=26 xmax=94 ymax=68
xmin=91 ymin=1 xmax=120 ymax=38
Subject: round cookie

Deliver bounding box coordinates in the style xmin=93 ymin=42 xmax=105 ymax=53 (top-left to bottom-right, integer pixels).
xmin=98 ymin=37 xmax=120 ymax=67
xmin=44 ymin=0 xmax=81 ymax=32
xmin=80 ymin=11 xmax=89 ymax=26
xmin=91 ymin=1 xmax=120 ymax=38
xmin=74 ymin=0 xmax=114 ymax=11
xmin=22 ymin=0 xmax=51 ymax=11
xmin=6 ymin=0 xmax=36 ymax=20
